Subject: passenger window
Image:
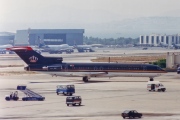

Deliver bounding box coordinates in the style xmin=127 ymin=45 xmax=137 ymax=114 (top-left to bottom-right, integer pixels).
xmin=134 ymin=110 xmax=137 ymax=113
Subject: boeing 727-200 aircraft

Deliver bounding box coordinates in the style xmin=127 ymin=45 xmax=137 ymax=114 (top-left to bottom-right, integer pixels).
xmin=7 ymin=46 xmax=166 ymax=82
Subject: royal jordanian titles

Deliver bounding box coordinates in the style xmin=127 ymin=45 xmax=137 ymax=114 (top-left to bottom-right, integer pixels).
xmin=7 ymin=46 xmax=166 ymax=82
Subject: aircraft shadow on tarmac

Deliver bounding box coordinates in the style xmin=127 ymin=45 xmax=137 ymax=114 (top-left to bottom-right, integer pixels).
xmin=29 ymin=80 xmax=147 ymax=84
xmin=76 ymin=80 xmax=147 ymax=84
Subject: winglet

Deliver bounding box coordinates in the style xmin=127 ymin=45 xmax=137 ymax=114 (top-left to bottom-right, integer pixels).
xmin=6 ymin=46 xmax=33 ymax=51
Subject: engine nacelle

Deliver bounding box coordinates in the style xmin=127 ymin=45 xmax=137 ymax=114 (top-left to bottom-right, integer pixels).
xmin=42 ymin=66 xmax=62 ymax=71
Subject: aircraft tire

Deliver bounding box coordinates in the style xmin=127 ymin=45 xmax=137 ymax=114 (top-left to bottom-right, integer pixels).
xmin=150 ymin=78 xmax=154 ymax=81
xmin=83 ymin=76 xmax=88 ymax=82
xmin=5 ymin=97 xmax=10 ymax=101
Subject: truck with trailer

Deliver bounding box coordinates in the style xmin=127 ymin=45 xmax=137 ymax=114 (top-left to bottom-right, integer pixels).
xmin=5 ymin=85 xmax=45 ymax=101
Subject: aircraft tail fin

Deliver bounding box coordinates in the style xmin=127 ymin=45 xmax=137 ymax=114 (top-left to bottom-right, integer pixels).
xmin=7 ymin=46 xmax=44 ymax=65
xmin=7 ymin=46 xmax=63 ymax=65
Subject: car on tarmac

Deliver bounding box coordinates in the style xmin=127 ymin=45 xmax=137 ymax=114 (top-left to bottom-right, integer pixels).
xmin=121 ymin=110 xmax=142 ymax=119
xmin=66 ymin=96 xmax=82 ymax=106
xmin=56 ymin=84 xmax=75 ymax=96
xmin=177 ymin=67 xmax=180 ymax=74
xmin=142 ymin=47 xmax=148 ymax=50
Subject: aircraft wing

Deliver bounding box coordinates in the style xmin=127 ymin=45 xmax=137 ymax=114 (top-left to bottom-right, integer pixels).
xmin=87 ymin=72 xmax=108 ymax=77
xmin=41 ymin=72 xmax=108 ymax=77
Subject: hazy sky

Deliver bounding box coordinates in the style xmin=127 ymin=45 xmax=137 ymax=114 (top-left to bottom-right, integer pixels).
xmin=0 ymin=0 xmax=180 ymax=37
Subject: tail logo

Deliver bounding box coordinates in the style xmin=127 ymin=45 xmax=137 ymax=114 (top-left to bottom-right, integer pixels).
xmin=29 ymin=56 xmax=38 ymax=63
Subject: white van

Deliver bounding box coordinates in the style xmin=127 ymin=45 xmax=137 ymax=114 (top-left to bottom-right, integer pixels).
xmin=147 ymin=81 xmax=166 ymax=92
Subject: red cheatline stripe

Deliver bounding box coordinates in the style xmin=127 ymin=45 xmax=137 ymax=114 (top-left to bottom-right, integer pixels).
xmin=6 ymin=46 xmax=33 ymax=51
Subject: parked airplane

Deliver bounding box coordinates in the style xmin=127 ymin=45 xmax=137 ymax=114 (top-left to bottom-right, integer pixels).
xmin=91 ymin=44 xmax=104 ymax=48
xmin=159 ymin=43 xmax=169 ymax=47
xmin=74 ymin=45 xmax=95 ymax=52
xmin=172 ymin=43 xmax=180 ymax=49
xmin=41 ymin=44 xmax=74 ymax=54
xmin=0 ymin=44 xmax=13 ymax=49
xmin=159 ymin=43 xmax=174 ymax=49
xmin=0 ymin=44 xmax=13 ymax=54
xmin=7 ymin=46 xmax=166 ymax=82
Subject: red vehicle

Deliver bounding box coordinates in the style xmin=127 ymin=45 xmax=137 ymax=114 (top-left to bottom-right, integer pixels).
xmin=66 ymin=96 xmax=81 ymax=106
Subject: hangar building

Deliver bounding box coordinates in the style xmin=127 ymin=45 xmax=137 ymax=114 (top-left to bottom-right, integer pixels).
xmin=14 ymin=29 xmax=84 ymax=46
xmin=0 ymin=32 xmax=15 ymax=45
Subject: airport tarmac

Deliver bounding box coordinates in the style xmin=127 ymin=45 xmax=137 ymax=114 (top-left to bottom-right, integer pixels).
xmin=1 ymin=47 xmax=180 ymax=120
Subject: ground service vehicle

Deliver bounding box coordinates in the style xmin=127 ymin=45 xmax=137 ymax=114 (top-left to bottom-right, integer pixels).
xmin=142 ymin=47 xmax=148 ymax=50
xmin=5 ymin=91 xmax=19 ymax=101
xmin=66 ymin=96 xmax=82 ymax=106
xmin=177 ymin=67 xmax=180 ymax=74
xmin=17 ymin=85 xmax=45 ymax=101
xmin=5 ymin=85 xmax=45 ymax=101
xmin=121 ymin=110 xmax=142 ymax=119
xmin=56 ymin=84 xmax=75 ymax=96
xmin=147 ymin=81 xmax=166 ymax=92
xmin=0 ymin=49 xmax=6 ymax=54
xmin=9 ymin=51 xmax=15 ymax=54
xmin=22 ymin=96 xmax=45 ymax=101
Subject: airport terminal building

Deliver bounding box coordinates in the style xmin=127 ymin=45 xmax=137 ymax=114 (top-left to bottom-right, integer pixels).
xmin=139 ymin=34 xmax=180 ymax=46
xmin=14 ymin=29 xmax=84 ymax=46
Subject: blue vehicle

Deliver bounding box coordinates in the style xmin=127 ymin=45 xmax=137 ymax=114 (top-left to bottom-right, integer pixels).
xmin=22 ymin=96 xmax=45 ymax=101
xmin=56 ymin=84 xmax=75 ymax=96
xmin=9 ymin=51 xmax=15 ymax=54
xmin=5 ymin=91 xmax=19 ymax=101
xmin=0 ymin=49 xmax=6 ymax=54
xmin=177 ymin=67 xmax=180 ymax=74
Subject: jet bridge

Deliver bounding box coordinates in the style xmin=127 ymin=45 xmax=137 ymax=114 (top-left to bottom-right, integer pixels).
xmin=17 ymin=85 xmax=45 ymax=101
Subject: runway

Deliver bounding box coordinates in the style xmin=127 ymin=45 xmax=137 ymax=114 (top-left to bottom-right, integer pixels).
xmin=1 ymin=47 xmax=180 ymax=120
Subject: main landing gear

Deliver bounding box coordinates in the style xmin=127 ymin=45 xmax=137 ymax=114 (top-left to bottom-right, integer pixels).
xmin=82 ymin=76 xmax=89 ymax=82
xmin=149 ymin=78 xmax=154 ymax=81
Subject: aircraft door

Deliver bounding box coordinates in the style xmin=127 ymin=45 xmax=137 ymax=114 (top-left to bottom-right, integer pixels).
xmin=151 ymin=84 xmax=155 ymax=90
